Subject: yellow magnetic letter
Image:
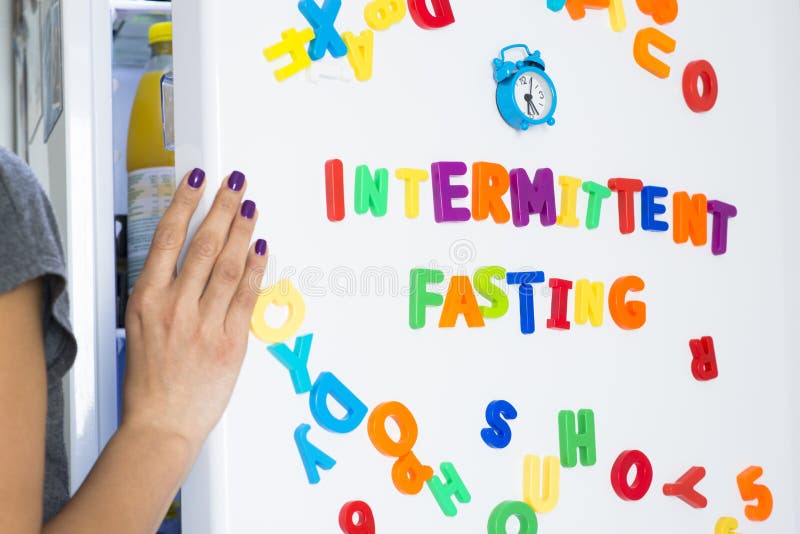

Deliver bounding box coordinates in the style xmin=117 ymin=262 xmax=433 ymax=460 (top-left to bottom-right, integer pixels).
xmin=251 ymin=279 xmax=307 ymax=344
xmin=364 ymin=0 xmax=407 ymax=31
xmin=715 ymin=517 xmax=738 ymax=534
xmin=523 ymin=455 xmax=560 ymax=514
xmin=574 ymin=279 xmax=604 ymax=326
xmin=263 ymin=28 xmax=316 ymax=82
xmin=395 ymin=168 xmax=429 ymax=219
xmin=557 ymin=176 xmax=582 ymax=228
xmin=342 ymin=30 xmax=374 ymax=82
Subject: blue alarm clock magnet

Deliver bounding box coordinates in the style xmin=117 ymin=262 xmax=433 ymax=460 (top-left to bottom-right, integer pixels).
xmin=493 ymin=44 xmax=557 ymax=130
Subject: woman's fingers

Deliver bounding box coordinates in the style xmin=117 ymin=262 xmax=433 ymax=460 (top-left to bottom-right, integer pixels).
xmin=136 ymin=168 xmax=206 ymax=291
xmin=176 ymin=171 xmax=247 ymax=298
xmin=200 ymin=200 xmax=258 ymax=319
xmin=225 ymin=240 xmax=268 ymax=339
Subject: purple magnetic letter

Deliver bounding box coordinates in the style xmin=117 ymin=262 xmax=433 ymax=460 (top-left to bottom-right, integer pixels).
xmin=707 ymin=200 xmax=737 ymax=255
xmin=432 ymin=161 xmax=471 ymax=222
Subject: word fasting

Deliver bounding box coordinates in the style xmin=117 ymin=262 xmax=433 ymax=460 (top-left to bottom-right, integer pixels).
xmin=325 ymin=159 xmax=738 ymax=255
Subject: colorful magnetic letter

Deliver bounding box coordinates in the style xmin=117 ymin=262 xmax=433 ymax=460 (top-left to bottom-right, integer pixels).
xmin=641 ymin=186 xmax=669 ymax=232
xmin=707 ymin=200 xmax=737 ymax=256
xmin=507 ymin=271 xmax=546 ymax=335
xmin=582 ymin=181 xmax=611 ymax=230
xmin=557 ymin=176 xmax=582 ymax=227
xmin=608 ymin=276 xmax=646 ymax=330
xmin=294 ymin=424 xmax=336 ymax=484
xmin=510 ymin=168 xmax=557 ymax=228
xmin=426 ymin=463 xmax=472 ymax=517
xmin=608 ymin=178 xmax=644 ymax=234
xmin=342 ymin=30 xmax=375 ymax=82
xmin=487 ymin=501 xmax=538 ymax=534
xmin=611 ymin=450 xmax=653 ymax=501
xmin=309 ymin=372 xmax=368 ymax=434
xmin=481 ymin=400 xmax=518 ymax=449
xmin=395 ymin=168 xmax=430 ymax=219
xmin=473 ymin=162 xmax=511 ymax=224
xmin=432 ymin=161 xmax=471 ymax=222
xmin=368 ymin=401 xmax=418 ymax=457
xmin=673 ymin=192 xmax=708 ymax=246
xmin=715 ymin=517 xmax=739 ymax=534
xmin=263 ymin=28 xmax=316 ymax=82
xmin=364 ymin=0 xmax=407 ymax=31
xmin=325 ymin=159 xmax=345 ymax=222
xmin=690 ymin=336 xmax=719 ymax=381
xmin=409 ymin=269 xmax=444 ymax=329
xmin=298 ymin=0 xmax=348 ymax=61
xmin=547 ymin=278 xmax=573 ymax=330
xmin=407 ymin=0 xmax=456 ymax=29
xmin=564 ymin=0 xmax=626 ymax=32
xmin=737 ymin=466 xmax=773 ymax=521
xmin=355 ymin=165 xmax=389 ymax=217
xmin=633 ymin=27 xmax=676 ymax=79
xmin=474 ymin=267 xmax=509 ymax=320
xmin=558 ymin=409 xmax=597 ymax=468
xmin=636 ymin=0 xmax=678 ymax=25
xmin=391 ymin=451 xmax=434 ymax=495
xmin=683 ymin=60 xmax=718 ymax=112
xmin=523 ymin=455 xmax=560 ymax=514
xmin=267 ymin=333 xmax=314 ymax=394
xmin=339 ymin=501 xmax=375 ymax=534
xmin=547 ymin=0 xmax=567 ymax=12
xmin=662 ymin=466 xmax=708 ymax=508
xmin=440 ymin=276 xmax=486 ymax=328
xmin=251 ymin=279 xmax=307 ymax=344
xmin=574 ymin=279 xmax=604 ymax=327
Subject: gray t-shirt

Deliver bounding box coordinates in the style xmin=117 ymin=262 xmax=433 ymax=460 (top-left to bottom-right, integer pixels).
xmin=0 ymin=147 xmax=77 ymax=522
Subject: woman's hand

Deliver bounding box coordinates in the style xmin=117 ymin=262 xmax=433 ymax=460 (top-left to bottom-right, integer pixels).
xmin=122 ymin=168 xmax=267 ymax=452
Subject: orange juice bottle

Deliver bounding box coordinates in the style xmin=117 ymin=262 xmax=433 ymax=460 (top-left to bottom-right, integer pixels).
xmin=126 ymin=21 xmax=175 ymax=292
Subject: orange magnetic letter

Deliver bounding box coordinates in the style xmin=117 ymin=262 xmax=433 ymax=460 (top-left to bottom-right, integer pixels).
xmin=565 ymin=0 xmax=627 ymax=31
xmin=636 ymin=0 xmax=678 ymax=25
xmin=439 ymin=276 xmax=486 ymax=328
xmin=608 ymin=276 xmax=646 ymax=330
xmin=473 ymin=162 xmax=511 ymax=224
xmin=634 ymin=27 xmax=676 ymax=79
xmin=392 ymin=452 xmax=435 ymax=495
xmin=368 ymin=401 xmax=418 ymax=458
xmin=673 ymin=192 xmax=708 ymax=246
xmin=737 ymin=466 xmax=773 ymax=522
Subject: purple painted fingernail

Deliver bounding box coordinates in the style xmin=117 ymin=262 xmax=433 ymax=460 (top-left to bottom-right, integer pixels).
xmin=188 ymin=168 xmax=205 ymax=189
xmin=255 ymin=239 xmax=267 ymax=256
xmin=241 ymin=200 xmax=256 ymax=219
xmin=228 ymin=171 xmax=245 ymax=192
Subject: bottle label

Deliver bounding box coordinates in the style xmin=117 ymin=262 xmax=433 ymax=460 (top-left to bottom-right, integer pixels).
xmin=127 ymin=166 xmax=176 ymax=292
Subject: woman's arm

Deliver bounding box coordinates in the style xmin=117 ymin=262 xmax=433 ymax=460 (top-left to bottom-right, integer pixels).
xmin=0 ymin=168 xmax=265 ymax=533
xmin=0 ymin=278 xmax=47 ymax=532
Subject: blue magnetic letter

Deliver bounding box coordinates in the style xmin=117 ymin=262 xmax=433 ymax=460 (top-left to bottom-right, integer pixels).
xmin=268 ymin=334 xmax=313 ymax=395
xmin=481 ymin=400 xmax=518 ymax=449
xmin=309 ymin=372 xmax=368 ymax=434
xmin=506 ymin=271 xmax=545 ymax=334
xmin=641 ymin=186 xmax=669 ymax=232
xmin=294 ymin=423 xmax=336 ymax=484
xmin=547 ymin=0 xmax=567 ymax=12
xmin=298 ymin=0 xmax=348 ymax=61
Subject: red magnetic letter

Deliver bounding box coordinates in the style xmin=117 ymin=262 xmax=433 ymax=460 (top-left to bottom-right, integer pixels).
xmin=690 ymin=336 xmax=718 ymax=381
xmin=683 ymin=60 xmax=718 ymax=113
xmin=663 ymin=466 xmax=708 ymax=508
xmin=611 ymin=450 xmax=653 ymax=501
xmin=608 ymin=178 xmax=644 ymax=234
xmin=326 ymin=159 xmax=345 ymax=222
xmin=339 ymin=500 xmax=375 ymax=534
xmin=547 ymin=278 xmax=573 ymax=330
xmin=407 ymin=0 xmax=455 ymax=29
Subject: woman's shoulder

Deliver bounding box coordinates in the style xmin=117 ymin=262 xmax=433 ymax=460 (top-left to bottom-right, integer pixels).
xmin=0 ymin=147 xmax=66 ymax=268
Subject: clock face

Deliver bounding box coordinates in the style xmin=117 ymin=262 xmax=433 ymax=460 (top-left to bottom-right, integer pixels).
xmin=514 ymin=71 xmax=554 ymax=121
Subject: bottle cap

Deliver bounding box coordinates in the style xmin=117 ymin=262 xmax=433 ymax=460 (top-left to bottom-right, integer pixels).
xmin=148 ymin=22 xmax=173 ymax=45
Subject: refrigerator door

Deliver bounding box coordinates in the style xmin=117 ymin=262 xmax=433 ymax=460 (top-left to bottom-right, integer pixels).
xmin=173 ymin=1 xmax=800 ymax=533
